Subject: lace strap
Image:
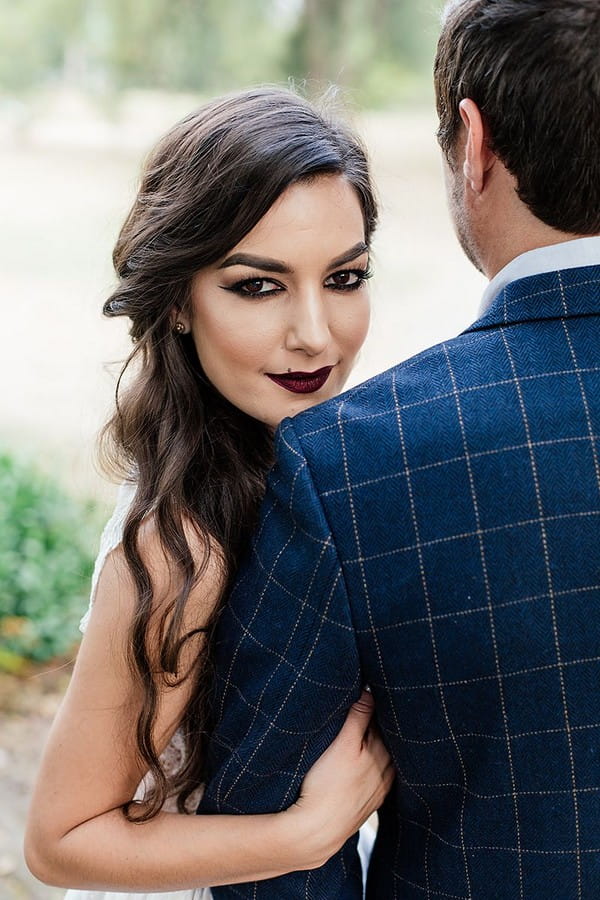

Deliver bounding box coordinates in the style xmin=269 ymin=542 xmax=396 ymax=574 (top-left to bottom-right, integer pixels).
xmin=79 ymin=481 xmax=138 ymax=633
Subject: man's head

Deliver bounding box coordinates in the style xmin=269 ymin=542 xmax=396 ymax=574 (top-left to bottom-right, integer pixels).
xmin=434 ymin=0 xmax=600 ymax=276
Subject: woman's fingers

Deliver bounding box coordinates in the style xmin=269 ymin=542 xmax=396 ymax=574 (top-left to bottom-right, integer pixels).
xmin=288 ymin=689 xmax=395 ymax=867
xmin=336 ymin=689 xmax=375 ymax=745
xmin=381 ymin=758 xmax=396 ymax=791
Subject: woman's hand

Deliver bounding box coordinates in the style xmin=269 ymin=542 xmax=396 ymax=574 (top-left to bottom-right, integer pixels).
xmin=284 ymin=690 xmax=394 ymax=869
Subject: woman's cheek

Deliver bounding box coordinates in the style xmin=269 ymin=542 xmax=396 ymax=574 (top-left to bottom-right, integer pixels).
xmin=343 ymin=296 xmax=371 ymax=356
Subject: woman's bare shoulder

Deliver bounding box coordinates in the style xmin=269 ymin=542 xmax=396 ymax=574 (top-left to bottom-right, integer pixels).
xmin=91 ymin=512 xmax=226 ymax=645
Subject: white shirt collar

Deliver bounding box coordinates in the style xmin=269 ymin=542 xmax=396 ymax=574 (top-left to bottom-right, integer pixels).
xmin=479 ymin=235 xmax=600 ymax=315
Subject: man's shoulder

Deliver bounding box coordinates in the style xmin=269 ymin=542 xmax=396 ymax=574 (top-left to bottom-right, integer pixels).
xmin=279 ymin=316 xmax=526 ymax=488
xmin=274 ymin=335 xmax=487 ymax=502
xmin=287 ymin=333 xmax=471 ymax=451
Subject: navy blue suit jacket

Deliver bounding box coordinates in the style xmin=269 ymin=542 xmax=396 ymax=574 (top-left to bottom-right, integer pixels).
xmin=200 ymin=265 xmax=600 ymax=898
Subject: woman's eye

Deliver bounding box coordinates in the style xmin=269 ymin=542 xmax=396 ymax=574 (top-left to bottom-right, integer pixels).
xmin=227 ymin=278 xmax=282 ymax=297
xmin=325 ymin=268 xmax=371 ymax=291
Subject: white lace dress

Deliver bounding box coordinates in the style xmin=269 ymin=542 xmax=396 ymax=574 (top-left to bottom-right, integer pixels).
xmin=65 ymin=483 xmax=374 ymax=899
xmin=65 ymin=482 xmax=211 ymax=900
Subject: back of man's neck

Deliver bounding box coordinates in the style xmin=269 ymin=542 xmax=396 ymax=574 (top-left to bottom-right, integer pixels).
xmin=485 ymin=229 xmax=591 ymax=282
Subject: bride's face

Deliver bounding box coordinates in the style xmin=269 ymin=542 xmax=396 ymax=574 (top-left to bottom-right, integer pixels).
xmin=183 ymin=174 xmax=371 ymax=430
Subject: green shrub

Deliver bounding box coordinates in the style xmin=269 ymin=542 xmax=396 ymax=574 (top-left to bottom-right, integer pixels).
xmin=0 ymin=451 xmax=97 ymax=667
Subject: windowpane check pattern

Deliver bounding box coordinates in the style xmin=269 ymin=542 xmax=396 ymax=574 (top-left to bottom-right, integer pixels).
xmin=200 ymin=265 xmax=600 ymax=899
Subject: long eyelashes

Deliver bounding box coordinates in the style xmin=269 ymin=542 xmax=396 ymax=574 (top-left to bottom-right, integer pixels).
xmin=327 ymin=266 xmax=373 ymax=292
xmin=222 ymin=267 xmax=373 ymax=299
xmin=224 ymin=277 xmax=282 ymax=297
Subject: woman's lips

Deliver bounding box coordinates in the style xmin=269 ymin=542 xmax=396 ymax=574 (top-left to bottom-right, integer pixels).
xmin=266 ymin=366 xmax=334 ymax=394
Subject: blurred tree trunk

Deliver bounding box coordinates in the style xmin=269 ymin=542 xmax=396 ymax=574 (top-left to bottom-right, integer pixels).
xmin=304 ymin=0 xmax=325 ymax=80
xmin=287 ymin=0 xmax=427 ymax=94
xmin=291 ymin=0 xmax=347 ymax=86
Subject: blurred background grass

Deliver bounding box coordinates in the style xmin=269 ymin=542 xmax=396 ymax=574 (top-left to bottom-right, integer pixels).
xmin=0 ymin=1 xmax=486 ymax=896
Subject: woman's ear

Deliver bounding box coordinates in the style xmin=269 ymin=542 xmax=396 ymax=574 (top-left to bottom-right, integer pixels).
xmin=170 ymin=308 xmax=191 ymax=334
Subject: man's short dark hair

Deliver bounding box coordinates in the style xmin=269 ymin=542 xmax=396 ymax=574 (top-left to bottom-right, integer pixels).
xmin=434 ymin=0 xmax=600 ymax=234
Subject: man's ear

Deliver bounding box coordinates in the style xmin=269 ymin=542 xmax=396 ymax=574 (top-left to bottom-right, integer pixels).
xmin=459 ymin=99 xmax=495 ymax=195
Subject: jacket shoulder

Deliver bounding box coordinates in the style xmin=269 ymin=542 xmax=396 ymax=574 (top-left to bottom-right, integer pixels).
xmin=290 ymin=336 xmax=462 ymax=447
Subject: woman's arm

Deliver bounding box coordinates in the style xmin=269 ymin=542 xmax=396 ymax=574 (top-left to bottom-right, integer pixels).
xmin=24 ymin=525 xmax=392 ymax=892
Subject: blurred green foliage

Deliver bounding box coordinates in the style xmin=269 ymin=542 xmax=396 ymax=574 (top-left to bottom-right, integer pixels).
xmin=0 ymin=451 xmax=97 ymax=669
xmin=0 ymin=0 xmax=441 ymax=106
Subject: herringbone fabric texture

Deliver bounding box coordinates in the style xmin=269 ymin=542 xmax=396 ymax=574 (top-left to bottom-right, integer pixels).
xmin=200 ymin=265 xmax=600 ymax=899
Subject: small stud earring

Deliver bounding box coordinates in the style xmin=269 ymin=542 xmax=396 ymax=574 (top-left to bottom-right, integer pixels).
xmin=174 ymin=321 xmax=186 ymax=335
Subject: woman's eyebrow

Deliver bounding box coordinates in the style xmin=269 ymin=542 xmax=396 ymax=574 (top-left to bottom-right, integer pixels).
xmin=218 ymin=253 xmax=291 ymax=273
xmin=217 ymin=241 xmax=368 ymax=275
xmin=328 ymin=241 xmax=369 ymax=269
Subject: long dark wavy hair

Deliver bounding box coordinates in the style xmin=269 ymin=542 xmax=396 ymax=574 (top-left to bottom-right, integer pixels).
xmin=100 ymin=86 xmax=378 ymax=821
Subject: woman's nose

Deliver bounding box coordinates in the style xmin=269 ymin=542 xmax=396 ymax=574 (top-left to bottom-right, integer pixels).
xmin=284 ymin=290 xmax=330 ymax=356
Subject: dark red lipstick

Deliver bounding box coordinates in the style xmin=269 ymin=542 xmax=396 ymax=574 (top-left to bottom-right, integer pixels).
xmin=266 ymin=366 xmax=334 ymax=394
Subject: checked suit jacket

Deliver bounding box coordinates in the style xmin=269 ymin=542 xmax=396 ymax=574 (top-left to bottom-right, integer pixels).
xmin=199 ymin=264 xmax=600 ymax=899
